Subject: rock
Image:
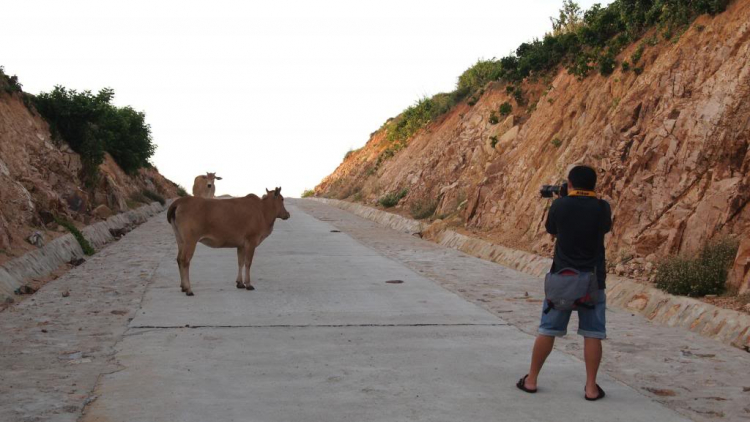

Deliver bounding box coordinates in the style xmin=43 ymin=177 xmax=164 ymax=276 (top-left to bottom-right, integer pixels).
xmin=38 ymin=210 xmax=55 ymax=225
xmin=69 ymin=258 xmax=85 ymax=267
xmin=26 ymin=231 xmax=44 ymax=247
xmin=743 ymin=304 xmax=750 ymax=313
xmin=14 ymin=285 xmax=37 ymax=295
xmin=62 ymin=290 xmax=70 ymax=298
xmin=615 ymin=263 xmax=626 ymax=276
xmin=92 ymin=204 xmax=114 ymax=219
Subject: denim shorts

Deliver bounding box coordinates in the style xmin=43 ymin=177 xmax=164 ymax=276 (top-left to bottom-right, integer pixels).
xmin=538 ymin=290 xmax=606 ymax=339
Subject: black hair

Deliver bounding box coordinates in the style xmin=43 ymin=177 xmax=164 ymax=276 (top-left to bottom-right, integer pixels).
xmin=568 ymin=165 xmax=597 ymax=190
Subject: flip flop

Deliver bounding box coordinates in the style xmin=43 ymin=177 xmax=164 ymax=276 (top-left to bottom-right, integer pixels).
xmin=516 ymin=375 xmax=537 ymax=393
xmin=584 ymin=384 xmax=606 ymax=401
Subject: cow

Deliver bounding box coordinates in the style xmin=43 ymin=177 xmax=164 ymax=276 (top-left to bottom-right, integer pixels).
xmin=167 ymin=187 xmax=290 ymax=296
xmin=192 ymin=172 xmax=222 ymax=198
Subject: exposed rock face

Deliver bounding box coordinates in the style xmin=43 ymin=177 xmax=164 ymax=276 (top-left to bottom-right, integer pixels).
xmin=315 ymin=1 xmax=750 ymax=279
xmin=0 ymin=91 xmax=178 ymax=264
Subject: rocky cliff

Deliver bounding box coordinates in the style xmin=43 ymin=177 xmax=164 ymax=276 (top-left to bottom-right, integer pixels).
xmin=315 ymin=0 xmax=750 ymax=293
xmin=0 ymin=86 xmax=179 ymax=265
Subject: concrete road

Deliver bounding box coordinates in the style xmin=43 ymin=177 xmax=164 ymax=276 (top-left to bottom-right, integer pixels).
xmin=83 ymin=201 xmax=690 ymax=422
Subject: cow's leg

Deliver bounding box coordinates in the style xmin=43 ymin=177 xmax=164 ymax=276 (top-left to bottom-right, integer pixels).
xmin=244 ymin=246 xmax=256 ymax=290
xmin=179 ymin=241 xmax=198 ymax=296
xmin=172 ymin=225 xmax=187 ymax=292
xmin=235 ymin=246 xmax=245 ymax=289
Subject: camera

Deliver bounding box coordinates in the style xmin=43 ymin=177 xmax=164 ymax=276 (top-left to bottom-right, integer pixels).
xmin=540 ymin=182 xmax=568 ymax=198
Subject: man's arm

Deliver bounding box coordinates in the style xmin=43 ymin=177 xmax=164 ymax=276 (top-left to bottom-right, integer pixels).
xmin=545 ymin=200 xmax=558 ymax=235
xmin=600 ymin=200 xmax=612 ymax=234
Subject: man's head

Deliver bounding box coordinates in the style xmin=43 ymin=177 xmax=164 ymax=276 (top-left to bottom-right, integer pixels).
xmin=567 ymin=165 xmax=597 ymax=191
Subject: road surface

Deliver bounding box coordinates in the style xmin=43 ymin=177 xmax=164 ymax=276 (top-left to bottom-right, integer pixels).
xmin=78 ymin=201 xmax=689 ymax=422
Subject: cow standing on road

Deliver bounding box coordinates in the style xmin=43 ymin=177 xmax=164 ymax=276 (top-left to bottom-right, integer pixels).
xmin=192 ymin=172 xmax=222 ymax=198
xmin=167 ymin=187 xmax=291 ymax=296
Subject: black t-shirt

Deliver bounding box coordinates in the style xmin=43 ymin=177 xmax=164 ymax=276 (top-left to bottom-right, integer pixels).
xmin=545 ymin=196 xmax=612 ymax=289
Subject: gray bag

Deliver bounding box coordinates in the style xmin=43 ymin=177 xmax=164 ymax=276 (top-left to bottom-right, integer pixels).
xmin=543 ymin=268 xmax=598 ymax=313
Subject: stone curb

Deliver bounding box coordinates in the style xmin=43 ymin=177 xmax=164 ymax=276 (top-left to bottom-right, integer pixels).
xmin=0 ymin=201 xmax=168 ymax=302
xmin=309 ymin=198 xmax=750 ymax=350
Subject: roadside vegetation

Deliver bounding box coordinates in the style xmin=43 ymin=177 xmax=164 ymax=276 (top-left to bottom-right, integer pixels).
xmin=374 ymin=0 xmax=729 ymax=167
xmin=655 ymin=238 xmax=739 ymax=297
xmin=378 ymin=188 xmax=408 ymax=208
xmin=410 ymin=199 xmax=439 ymax=220
xmin=32 ymin=86 xmax=156 ymax=186
xmin=55 ymin=217 xmax=95 ymax=256
xmin=0 ymin=66 xmax=23 ymax=94
xmin=301 ymin=189 xmax=315 ymax=198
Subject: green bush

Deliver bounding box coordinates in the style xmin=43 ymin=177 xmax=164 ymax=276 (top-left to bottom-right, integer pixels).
xmin=142 ymin=189 xmax=165 ymax=205
xmin=598 ymin=52 xmax=617 ymax=75
xmin=499 ymin=102 xmax=513 ymax=116
xmin=0 ymin=66 xmax=23 ymax=94
xmin=488 ymin=111 xmax=499 ymax=125
xmin=55 ymin=217 xmax=95 ymax=256
xmin=490 ymin=136 xmax=499 ymax=149
xmin=176 ymin=185 xmax=188 ymax=197
xmin=33 ymin=86 xmax=156 ymax=185
xmin=655 ymin=238 xmax=739 ymax=297
xmin=410 ymin=199 xmax=438 ymax=220
xmin=621 ymin=60 xmax=631 ymax=71
xmin=551 ymin=138 xmax=563 ymax=148
xmin=301 ymin=189 xmax=315 ymax=198
xmin=379 ymin=188 xmax=408 ymax=208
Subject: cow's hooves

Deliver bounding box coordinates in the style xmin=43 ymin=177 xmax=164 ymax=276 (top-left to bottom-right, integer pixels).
xmin=245 ymin=285 xmax=255 ymax=291
xmin=236 ymin=283 xmax=245 ymax=289
xmin=186 ymin=291 xmax=194 ymax=296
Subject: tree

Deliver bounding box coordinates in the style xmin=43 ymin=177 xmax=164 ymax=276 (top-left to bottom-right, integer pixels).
xmin=550 ymin=0 xmax=583 ymax=36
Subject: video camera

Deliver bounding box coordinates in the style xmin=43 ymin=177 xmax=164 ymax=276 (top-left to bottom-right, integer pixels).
xmin=539 ymin=182 xmax=568 ymax=198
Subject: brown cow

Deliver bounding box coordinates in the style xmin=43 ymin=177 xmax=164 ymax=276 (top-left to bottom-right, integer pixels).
xmin=192 ymin=172 xmax=222 ymax=198
xmin=167 ymin=187 xmax=291 ymax=296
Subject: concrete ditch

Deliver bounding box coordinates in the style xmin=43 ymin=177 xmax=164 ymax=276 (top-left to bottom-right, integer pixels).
xmin=0 ymin=201 xmax=167 ymax=302
xmin=309 ymin=197 xmax=750 ymax=350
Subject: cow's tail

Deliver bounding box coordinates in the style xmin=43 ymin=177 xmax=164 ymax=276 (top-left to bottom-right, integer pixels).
xmin=167 ymin=200 xmax=179 ymax=224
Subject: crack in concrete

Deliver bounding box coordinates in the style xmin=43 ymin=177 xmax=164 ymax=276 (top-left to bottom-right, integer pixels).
xmin=127 ymin=322 xmax=509 ymax=331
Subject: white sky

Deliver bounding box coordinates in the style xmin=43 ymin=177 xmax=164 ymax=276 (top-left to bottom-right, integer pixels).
xmin=2 ymin=0 xmax=607 ymax=197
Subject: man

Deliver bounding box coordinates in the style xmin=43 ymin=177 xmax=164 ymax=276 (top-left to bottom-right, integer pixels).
xmin=517 ymin=165 xmax=612 ymax=401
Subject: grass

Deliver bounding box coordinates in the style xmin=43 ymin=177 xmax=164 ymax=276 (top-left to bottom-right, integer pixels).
xmin=55 ymin=217 xmax=95 ymax=255
xmin=410 ymin=199 xmax=438 ymax=220
xmin=655 ymin=238 xmax=739 ymax=297
xmin=379 ymin=188 xmax=408 ymax=208
xmin=142 ymin=189 xmax=165 ymax=205
xmin=301 ymin=189 xmax=315 ymax=198
xmin=499 ymin=102 xmax=512 ymax=116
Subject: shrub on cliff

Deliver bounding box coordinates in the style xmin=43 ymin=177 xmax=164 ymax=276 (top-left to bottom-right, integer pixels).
xmin=410 ymin=199 xmax=438 ymax=220
xmin=34 ymin=86 xmax=156 ymax=185
xmin=0 ymin=66 xmax=23 ymax=94
xmin=379 ymin=188 xmax=408 ymax=208
xmin=655 ymin=238 xmax=739 ymax=297
xmin=301 ymin=189 xmax=315 ymax=198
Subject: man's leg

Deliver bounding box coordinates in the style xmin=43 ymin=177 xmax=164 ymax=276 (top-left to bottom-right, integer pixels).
xmin=584 ymin=338 xmax=602 ymax=397
xmin=525 ymin=335 xmax=555 ymax=390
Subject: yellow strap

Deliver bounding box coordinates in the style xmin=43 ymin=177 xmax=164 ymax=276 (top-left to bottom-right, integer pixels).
xmin=568 ymin=189 xmax=597 ymax=198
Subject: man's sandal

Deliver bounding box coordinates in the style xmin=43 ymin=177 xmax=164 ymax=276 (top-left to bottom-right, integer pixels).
xmin=584 ymin=384 xmax=606 ymax=401
xmin=516 ymin=375 xmax=537 ymax=393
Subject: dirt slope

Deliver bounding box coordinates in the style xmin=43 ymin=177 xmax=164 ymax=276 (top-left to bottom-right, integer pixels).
xmin=315 ymin=0 xmax=750 ymax=291
xmin=0 ymin=90 xmax=179 ymax=265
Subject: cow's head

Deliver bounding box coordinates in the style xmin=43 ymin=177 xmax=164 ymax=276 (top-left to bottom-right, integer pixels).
xmin=265 ymin=187 xmax=290 ymax=220
xmin=205 ymin=172 xmax=222 ymax=189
